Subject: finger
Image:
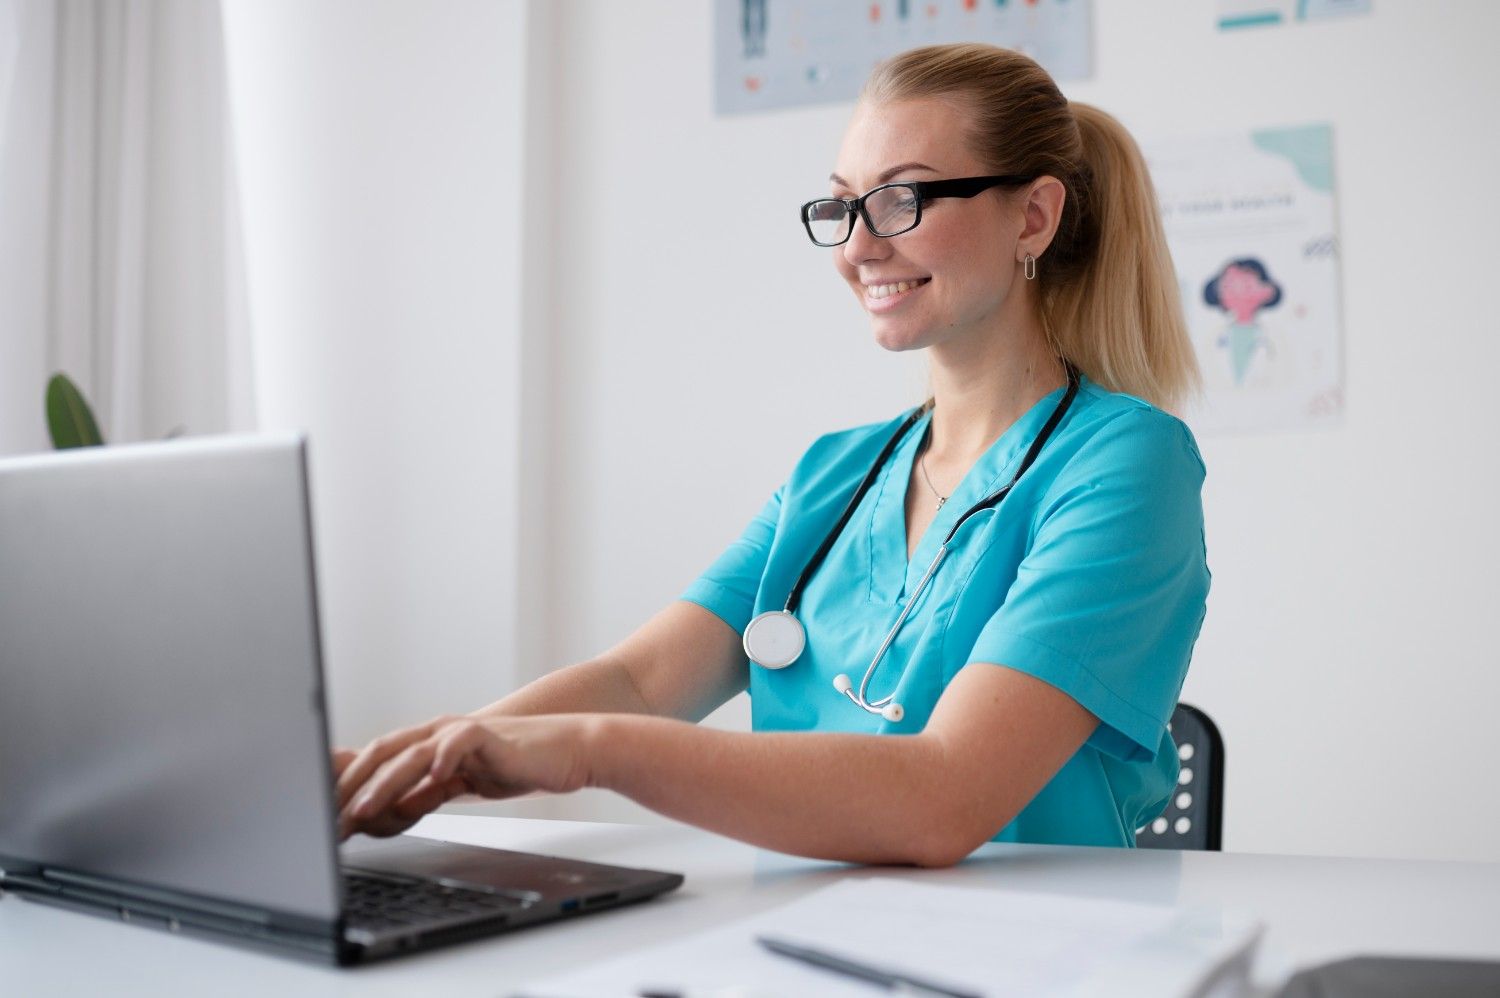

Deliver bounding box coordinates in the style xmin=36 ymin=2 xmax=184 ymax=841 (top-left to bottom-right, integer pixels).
xmin=341 ymin=808 xmax=423 ymax=841
xmin=340 ymin=773 xmax=458 ymax=841
xmin=401 ymin=771 xmax=441 ymax=800
xmin=331 ymin=748 xmax=357 ymax=779
xmin=429 ymin=722 xmax=493 ymax=784
xmin=344 ymin=776 xmax=458 ymax=839
xmin=335 ymin=716 xmax=453 ymax=810
xmin=336 ymin=721 xmax=438 ymax=810
xmin=392 ymin=772 xmax=446 ymax=812
xmin=345 ymin=739 xmax=439 ymax=825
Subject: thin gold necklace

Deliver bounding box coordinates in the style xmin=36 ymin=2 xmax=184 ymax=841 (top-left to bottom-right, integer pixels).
xmin=918 ymin=445 xmax=948 ymax=510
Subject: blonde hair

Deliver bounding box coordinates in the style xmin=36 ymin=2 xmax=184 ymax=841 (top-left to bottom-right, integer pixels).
xmin=862 ymin=44 xmax=1200 ymax=412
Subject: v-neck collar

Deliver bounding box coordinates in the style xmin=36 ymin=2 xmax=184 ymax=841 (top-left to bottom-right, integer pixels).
xmin=866 ymin=380 xmax=1078 ymax=605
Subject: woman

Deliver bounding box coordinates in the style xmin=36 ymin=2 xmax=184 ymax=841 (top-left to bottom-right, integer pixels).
xmin=335 ymin=43 xmax=1208 ymax=867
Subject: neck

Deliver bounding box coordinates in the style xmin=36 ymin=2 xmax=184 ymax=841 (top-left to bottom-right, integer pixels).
xmin=923 ymin=312 xmax=1067 ymax=464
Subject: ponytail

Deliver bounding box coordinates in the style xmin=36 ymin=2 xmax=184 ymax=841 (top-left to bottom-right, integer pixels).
xmin=1044 ymin=103 xmax=1199 ymax=412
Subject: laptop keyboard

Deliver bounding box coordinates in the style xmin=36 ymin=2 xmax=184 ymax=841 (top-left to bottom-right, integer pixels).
xmin=342 ymin=869 xmax=529 ymax=932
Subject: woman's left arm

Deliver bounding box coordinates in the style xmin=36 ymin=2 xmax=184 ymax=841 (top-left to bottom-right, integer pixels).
xmin=341 ymin=661 xmax=1097 ymax=867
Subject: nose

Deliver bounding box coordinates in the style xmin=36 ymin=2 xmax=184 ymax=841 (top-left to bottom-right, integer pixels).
xmin=841 ymin=211 xmax=891 ymax=269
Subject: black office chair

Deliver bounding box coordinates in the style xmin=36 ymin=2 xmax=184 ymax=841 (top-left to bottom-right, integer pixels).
xmin=1134 ymin=702 xmax=1224 ymax=851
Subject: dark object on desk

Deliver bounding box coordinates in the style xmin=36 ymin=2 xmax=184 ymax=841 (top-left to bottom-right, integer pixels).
xmin=0 ymin=436 xmax=683 ymax=965
xmin=1276 ymin=955 xmax=1500 ymax=997
xmin=1135 ymin=702 xmax=1224 ymax=851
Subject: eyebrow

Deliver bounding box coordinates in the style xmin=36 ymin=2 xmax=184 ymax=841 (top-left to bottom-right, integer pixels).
xmin=828 ymin=162 xmax=939 ymax=190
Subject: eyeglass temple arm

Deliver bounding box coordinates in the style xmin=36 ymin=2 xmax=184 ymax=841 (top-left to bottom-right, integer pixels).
xmin=913 ymin=175 xmax=1037 ymax=200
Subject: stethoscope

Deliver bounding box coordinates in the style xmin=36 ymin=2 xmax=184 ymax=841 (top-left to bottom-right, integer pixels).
xmin=742 ymin=364 xmax=1080 ymax=723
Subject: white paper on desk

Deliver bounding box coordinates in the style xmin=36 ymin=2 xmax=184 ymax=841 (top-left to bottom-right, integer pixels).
xmin=516 ymin=877 xmax=1263 ymax=998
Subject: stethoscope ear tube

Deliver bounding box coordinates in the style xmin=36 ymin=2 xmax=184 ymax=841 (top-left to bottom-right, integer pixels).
xmin=834 ymin=543 xmax=948 ymax=722
xmin=782 ymin=406 xmax=928 ymax=617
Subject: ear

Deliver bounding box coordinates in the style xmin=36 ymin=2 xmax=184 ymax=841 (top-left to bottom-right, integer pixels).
xmin=1017 ymin=175 xmax=1066 ymax=262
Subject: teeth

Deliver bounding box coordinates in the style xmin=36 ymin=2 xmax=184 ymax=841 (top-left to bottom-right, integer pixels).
xmin=868 ymin=279 xmax=926 ymax=299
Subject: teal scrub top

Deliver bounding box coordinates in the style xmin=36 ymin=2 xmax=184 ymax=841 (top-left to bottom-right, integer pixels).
xmin=679 ymin=375 xmax=1210 ymax=849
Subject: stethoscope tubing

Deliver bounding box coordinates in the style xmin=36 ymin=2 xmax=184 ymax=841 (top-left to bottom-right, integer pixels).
xmin=748 ymin=365 xmax=1081 ymax=721
xmin=782 ymin=406 xmax=927 ymax=616
xmin=848 ymin=545 xmax=950 ymax=711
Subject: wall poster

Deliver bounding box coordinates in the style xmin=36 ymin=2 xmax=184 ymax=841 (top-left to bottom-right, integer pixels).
xmin=714 ymin=0 xmax=1093 ymax=116
xmin=1217 ymin=0 xmax=1372 ymax=31
xmin=1146 ymin=124 xmax=1345 ymax=434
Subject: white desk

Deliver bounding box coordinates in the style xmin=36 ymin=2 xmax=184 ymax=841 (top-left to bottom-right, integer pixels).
xmin=3 ymin=813 xmax=1498 ymax=996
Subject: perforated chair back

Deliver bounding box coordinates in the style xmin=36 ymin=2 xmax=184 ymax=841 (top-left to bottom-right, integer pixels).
xmin=1134 ymin=702 xmax=1224 ymax=851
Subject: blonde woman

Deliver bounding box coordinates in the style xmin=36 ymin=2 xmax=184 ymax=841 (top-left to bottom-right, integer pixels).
xmin=336 ymin=43 xmax=1208 ymax=867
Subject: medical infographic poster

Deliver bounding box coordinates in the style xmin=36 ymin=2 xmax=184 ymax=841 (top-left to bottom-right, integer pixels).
xmin=1216 ymin=0 xmax=1371 ymax=31
xmin=1146 ymin=124 xmax=1344 ymax=434
xmin=714 ymin=0 xmax=1092 ymax=116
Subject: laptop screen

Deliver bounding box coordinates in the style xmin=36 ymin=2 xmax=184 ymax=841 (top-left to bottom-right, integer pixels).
xmin=0 ymin=436 xmax=342 ymax=922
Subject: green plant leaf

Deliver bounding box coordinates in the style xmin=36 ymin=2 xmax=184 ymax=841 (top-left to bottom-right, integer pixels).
xmin=46 ymin=373 xmax=105 ymax=449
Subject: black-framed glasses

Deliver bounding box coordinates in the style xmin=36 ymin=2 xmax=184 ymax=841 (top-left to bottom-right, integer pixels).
xmin=800 ymin=174 xmax=1036 ymax=247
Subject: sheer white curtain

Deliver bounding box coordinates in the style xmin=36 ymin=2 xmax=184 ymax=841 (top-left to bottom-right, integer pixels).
xmin=0 ymin=0 xmax=252 ymax=455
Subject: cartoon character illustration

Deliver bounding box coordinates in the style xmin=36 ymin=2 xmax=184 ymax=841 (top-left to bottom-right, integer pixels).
xmin=1203 ymin=258 xmax=1283 ymax=386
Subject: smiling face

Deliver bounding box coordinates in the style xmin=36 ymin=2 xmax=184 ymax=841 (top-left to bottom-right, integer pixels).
xmin=831 ymin=98 xmax=1026 ymax=354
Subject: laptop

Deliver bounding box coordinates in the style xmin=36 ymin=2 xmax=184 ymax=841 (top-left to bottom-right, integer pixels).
xmin=0 ymin=435 xmax=683 ymax=964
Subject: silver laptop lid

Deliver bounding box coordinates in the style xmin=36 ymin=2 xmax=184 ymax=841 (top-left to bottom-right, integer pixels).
xmin=0 ymin=435 xmax=341 ymax=922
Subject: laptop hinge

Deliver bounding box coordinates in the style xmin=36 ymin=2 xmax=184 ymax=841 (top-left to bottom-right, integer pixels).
xmin=38 ymin=867 xmax=279 ymax=925
xmin=4 ymin=866 xmax=343 ymax=959
xmin=9 ymin=866 xmax=338 ymax=943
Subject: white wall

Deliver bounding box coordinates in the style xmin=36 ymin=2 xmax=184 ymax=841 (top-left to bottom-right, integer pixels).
xmin=514 ymin=0 xmax=1500 ymax=863
xmin=220 ymin=0 xmax=531 ymax=744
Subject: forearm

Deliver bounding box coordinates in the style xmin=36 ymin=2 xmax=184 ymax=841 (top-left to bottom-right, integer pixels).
xmin=471 ymin=658 xmax=652 ymax=720
xmin=341 ymin=663 xmax=1087 ymax=856
xmin=468 ymin=602 xmax=746 ymax=723
xmin=585 ymin=715 xmax=978 ymax=867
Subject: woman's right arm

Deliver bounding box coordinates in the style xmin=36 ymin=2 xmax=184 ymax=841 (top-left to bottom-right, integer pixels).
xmin=471 ymin=600 xmax=749 ymax=722
xmin=333 ymin=600 xmax=748 ymax=827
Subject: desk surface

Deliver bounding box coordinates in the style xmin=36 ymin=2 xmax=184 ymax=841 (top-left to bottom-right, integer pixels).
xmin=3 ymin=813 xmax=1498 ymax=996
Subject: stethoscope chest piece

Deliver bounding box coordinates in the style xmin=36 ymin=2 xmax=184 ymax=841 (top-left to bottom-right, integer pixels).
xmin=743 ymin=610 xmax=806 ymax=669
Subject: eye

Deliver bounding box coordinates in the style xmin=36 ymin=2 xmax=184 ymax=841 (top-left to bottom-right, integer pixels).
xmin=807 ymin=201 xmax=847 ymax=223
xmin=864 ymin=186 xmax=919 ymax=231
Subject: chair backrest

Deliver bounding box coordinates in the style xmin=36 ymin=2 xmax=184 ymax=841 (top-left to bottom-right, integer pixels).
xmin=1134 ymin=702 xmax=1224 ymax=851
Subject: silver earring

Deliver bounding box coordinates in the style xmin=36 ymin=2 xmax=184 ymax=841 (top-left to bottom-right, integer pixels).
xmin=1024 ymin=254 xmax=1037 ymax=281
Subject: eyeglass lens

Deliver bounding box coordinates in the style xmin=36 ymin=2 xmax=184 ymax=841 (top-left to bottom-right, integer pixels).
xmin=807 ymin=185 xmax=920 ymax=246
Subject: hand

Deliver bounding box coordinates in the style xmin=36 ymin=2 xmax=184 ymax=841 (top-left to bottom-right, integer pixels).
xmin=334 ymin=714 xmax=599 ymax=840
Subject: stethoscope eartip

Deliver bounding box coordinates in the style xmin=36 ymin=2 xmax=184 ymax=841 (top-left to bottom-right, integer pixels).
xmin=832 ymin=673 xmax=853 ymax=694
xmin=880 ymin=702 xmax=904 ymax=723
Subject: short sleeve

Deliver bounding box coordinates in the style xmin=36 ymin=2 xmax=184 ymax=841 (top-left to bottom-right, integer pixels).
xmin=966 ymin=409 xmax=1210 ymax=763
xmin=679 ymin=486 xmax=784 ymax=633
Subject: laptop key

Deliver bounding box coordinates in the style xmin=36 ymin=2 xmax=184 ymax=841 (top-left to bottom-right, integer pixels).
xmin=341 ymin=871 xmax=525 ymax=932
